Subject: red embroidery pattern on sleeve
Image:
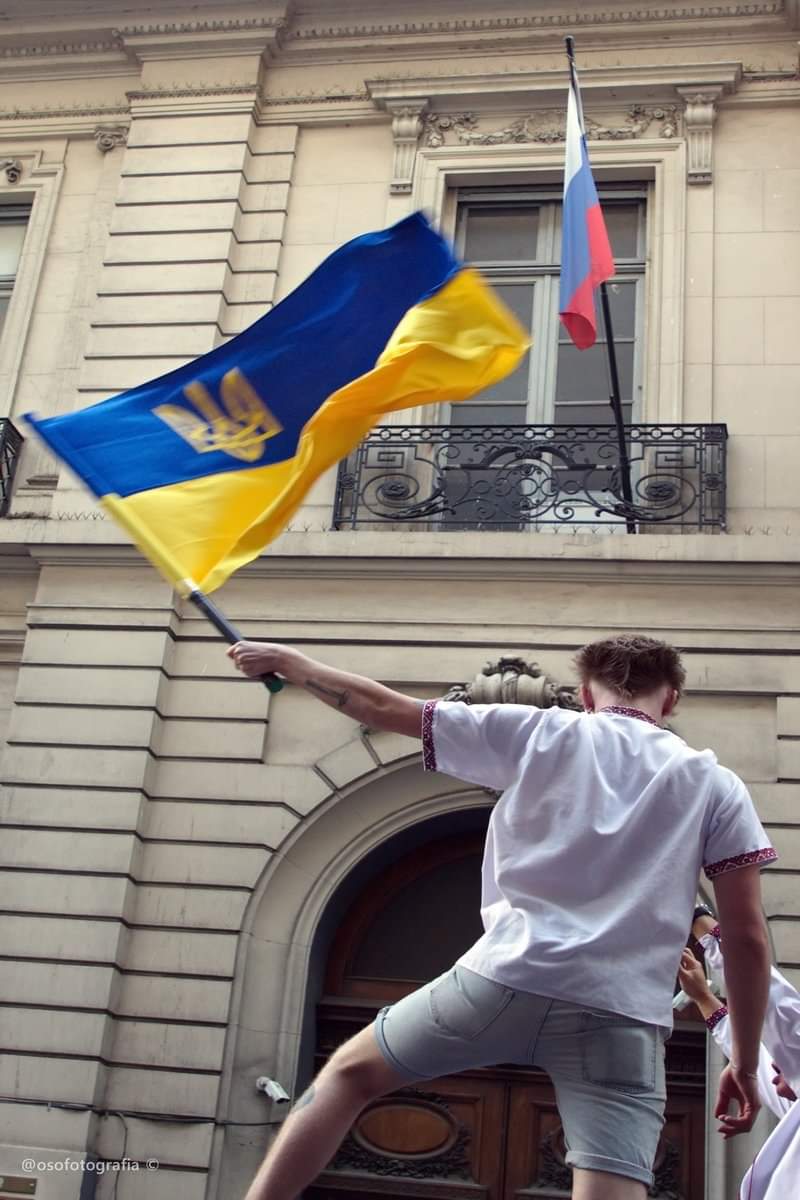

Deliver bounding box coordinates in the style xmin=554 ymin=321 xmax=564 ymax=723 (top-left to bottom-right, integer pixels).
xmin=422 ymin=699 xmax=438 ymax=772
xmin=706 ymin=1005 xmax=728 ymax=1031
xmin=704 ymin=848 xmax=778 ymax=879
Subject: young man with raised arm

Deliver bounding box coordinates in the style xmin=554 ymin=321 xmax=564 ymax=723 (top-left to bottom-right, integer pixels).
xmin=228 ymin=634 xmax=775 ymax=1200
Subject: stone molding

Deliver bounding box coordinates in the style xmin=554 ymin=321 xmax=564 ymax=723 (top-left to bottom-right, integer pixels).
xmin=372 ymin=63 xmax=740 ymax=189
xmin=0 ymin=102 xmax=129 ymax=123
xmin=114 ymin=16 xmax=287 ymax=37
xmin=423 ymin=104 xmax=679 ymax=147
xmin=0 ymin=150 xmax=64 ymax=422
xmin=282 ymin=2 xmax=791 ymax=61
xmin=676 ymin=86 xmax=725 ymax=183
xmin=289 ymin=4 xmax=785 ymax=40
xmin=0 ymin=37 xmax=122 ymax=58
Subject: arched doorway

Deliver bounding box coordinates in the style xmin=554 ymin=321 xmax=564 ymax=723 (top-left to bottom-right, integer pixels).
xmin=307 ymin=812 xmax=707 ymax=1200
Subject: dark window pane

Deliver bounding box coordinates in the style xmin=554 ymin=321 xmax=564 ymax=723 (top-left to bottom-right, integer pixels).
xmin=602 ymin=203 xmax=641 ymax=259
xmin=602 ymin=281 xmax=637 ymax=332
xmin=554 ymin=402 xmax=632 ymax=425
xmin=450 ymin=403 xmax=527 ymax=425
xmin=556 ymin=342 xmax=634 ymax=405
xmin=0 ymin=294 xmax=9 ymax=339
xmin=463 ymin=206 xmax=539 ymax=261
xmin=352 ymin=856 xmax=483 ymax=981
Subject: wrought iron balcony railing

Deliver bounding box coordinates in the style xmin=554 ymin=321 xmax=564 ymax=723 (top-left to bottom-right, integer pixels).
xmin=333 ymin=423 xmax=727 ymax=533
xmin=0 ymin=418 xmax=23 ymax=517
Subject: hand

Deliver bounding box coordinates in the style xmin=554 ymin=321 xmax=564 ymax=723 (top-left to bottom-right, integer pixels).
xmin=714 ymin=1064 xmax=761 ymax=1138
xmin=227 ymin=640 xmax=299 ymax=680
xmin=678 ymin=949 xmax=714 ymax=1004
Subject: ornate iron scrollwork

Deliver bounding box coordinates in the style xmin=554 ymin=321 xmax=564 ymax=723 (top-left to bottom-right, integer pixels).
xmin=333 ymin=424 xmax=727 ymax=533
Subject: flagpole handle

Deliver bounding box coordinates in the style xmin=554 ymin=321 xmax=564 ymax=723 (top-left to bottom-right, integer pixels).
xmin=187 ymin=588 xmax=284 ymax=694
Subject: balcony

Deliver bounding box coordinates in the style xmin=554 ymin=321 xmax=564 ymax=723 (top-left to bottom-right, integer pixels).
xmin=333 ymin=423 xmax=728 ymax=534
xmin=0 ymin=418 xmax=23 ymax=517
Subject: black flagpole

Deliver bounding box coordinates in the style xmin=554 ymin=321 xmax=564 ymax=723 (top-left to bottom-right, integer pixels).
xmin=565 ymin=37 xmax=636 ymax=534
xmin=600 ymin=284 xmax=637 ymax=534
xmin=187 ymin=586 xmax=284 ymax=694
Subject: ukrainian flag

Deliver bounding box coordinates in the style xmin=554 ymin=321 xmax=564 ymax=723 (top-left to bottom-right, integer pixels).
xmin=27 ymin=213 xmax=529 ymax=594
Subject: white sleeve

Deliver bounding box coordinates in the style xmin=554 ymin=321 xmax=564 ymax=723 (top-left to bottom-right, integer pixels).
xmin=703 ymin=771 xmax=777 ymax=880
xmin=422 ymin=699 xmax=549 ymax=791
xmin=707 ymin=1008 xmax=792 ymax=1119
xmin=702 ymin=929 xmax=800 ymax=1094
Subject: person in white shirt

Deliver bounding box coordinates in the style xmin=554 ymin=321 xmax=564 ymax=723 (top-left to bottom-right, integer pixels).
xmin=228 ymin=633 xmax=776 ymax=1200
xmin=678 ymin=916 xmax=798 ymax=1199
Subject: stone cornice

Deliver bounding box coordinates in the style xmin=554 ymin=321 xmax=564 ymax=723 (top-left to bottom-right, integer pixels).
xmin=116 ymin=14 xmax=288 ymax=62
xmin=367 ymin=62 xmax=744 ymax=107
xmin=281 ymin=2 xmax=794 ymax=60
xmin=114 ymin=16 xmax=286 ymax=37
xmin=0 ymin=101 xmax=130 ymax=124
xmin=287 ymin=2 xmax=786 ymax=43
xmin=128 ymin=83 xmax=260 ymax=118
xmin=0 ymin=37 xmax=121 ymax=58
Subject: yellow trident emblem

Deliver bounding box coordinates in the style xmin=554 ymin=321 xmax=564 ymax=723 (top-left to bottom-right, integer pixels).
xmin=154 ymin=368 xmax=283 ymax=464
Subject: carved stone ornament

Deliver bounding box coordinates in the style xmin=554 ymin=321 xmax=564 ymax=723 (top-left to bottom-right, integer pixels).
xmin=94 ymin=125 xmax=128 ymax=154
xmin=385 ymin=98 xmax=428 ymax=193
xmin=677 ymin=86 xmax=724 ymax=184
xmin=2 ymin=159 xmax=23 ymax=184
xmin=443 ymin=656 xmax=581 ymax=711
xmin=424 ymin=104 xmax=678 ymax=148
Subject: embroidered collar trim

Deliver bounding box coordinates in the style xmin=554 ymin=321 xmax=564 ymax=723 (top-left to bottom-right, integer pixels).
xmin=596 ymin=704 xmax=661 ymax=728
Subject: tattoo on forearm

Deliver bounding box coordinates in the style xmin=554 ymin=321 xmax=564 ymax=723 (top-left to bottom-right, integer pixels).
xmin=292 ymin=1084 xmax=316 ymax=1113
xmin=305 ymin=679 xmax=350 ymax=709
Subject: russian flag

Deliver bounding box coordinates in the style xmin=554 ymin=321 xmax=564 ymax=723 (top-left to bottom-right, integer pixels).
xmin=559 ymin=61 xmax=615 ymax=350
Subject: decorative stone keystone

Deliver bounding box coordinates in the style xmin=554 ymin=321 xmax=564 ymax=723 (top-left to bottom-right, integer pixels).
xmin=94 ymin=125 xmax=129 ymax=154
xmin=443 ymin=656 xmax=581 ymax=710
xmin=2 ymin=158 xmax=22 ymax=183
xmin=385 ymin=98 xmax=428 ymax=194
xmin=676 ymin=87 xmax=724 ymax=185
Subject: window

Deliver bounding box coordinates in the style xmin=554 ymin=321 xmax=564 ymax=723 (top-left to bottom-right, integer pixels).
xmin=452 ymin=186 xmax=647 ymax=426
xmin=0 ymin=205 xmax=30 ymax=341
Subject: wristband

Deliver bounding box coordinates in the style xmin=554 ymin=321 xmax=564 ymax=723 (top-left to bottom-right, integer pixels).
xmin=731 ymin=1064 xmax=759 ymax=1079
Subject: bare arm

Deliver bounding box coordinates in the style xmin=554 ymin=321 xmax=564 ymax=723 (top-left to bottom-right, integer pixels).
xmin=712 ymin=864 xmax=771 ymax=1136
xmin=678 ymin=949 xmax=724 ymax=1022
xmin=227 ymin=641 xmax=424 ymax=737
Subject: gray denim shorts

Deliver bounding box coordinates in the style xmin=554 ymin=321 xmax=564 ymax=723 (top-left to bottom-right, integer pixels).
xmin=374 ymin=964 xmax=668 ymax=1187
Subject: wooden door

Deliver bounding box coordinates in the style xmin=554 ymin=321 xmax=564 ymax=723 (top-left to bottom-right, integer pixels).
xmin=308 ymin=827 xmax=706 ymax=1199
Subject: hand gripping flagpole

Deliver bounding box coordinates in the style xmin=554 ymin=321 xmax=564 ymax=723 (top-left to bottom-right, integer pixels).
xmin=184 ymin=585 xmax=284 ymax=695
xmin=565 ymin=36 xmax=637 ymax=535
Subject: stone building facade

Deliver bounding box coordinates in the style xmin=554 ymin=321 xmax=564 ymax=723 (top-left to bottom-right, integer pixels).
xmin=1 ymin=2 xmax=799 ymax=1199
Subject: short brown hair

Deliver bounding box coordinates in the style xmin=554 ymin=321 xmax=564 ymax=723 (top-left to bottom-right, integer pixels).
xmin=574 ymin=634 xmax=685 ymax=700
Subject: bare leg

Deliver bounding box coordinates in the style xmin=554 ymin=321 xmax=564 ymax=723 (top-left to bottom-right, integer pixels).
xmin=572 ymin=1168 xmax=647 ymax=1200
xmin=243 ymin=1024 xmax=413 ymax=1200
